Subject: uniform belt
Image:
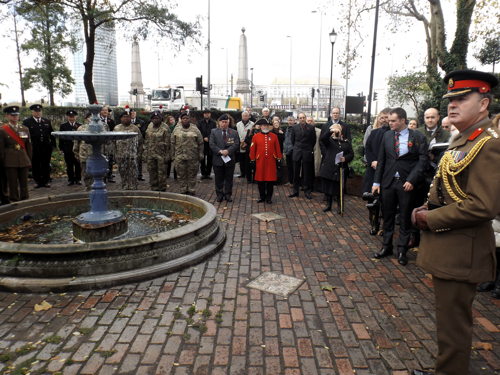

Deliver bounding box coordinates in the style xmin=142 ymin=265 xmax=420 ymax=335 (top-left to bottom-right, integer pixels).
xmin=428 ymin=203 xmax=442 ymax=210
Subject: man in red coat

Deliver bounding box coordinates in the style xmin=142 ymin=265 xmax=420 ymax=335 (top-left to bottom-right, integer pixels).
xmin=249 ymin=119 xmax=282 ymax=203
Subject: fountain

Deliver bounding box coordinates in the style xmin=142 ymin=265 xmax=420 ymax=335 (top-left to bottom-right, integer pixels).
xmin=0 ymin=105 xmax=225 ymax=292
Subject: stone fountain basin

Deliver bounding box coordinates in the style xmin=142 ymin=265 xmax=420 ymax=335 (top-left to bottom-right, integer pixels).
xmin=0 ymin=191 xmax=225 ymax=292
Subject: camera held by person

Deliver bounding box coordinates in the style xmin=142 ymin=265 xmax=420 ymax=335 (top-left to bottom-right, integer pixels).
xmin=362 ymin=192 xmax=381 ymax=235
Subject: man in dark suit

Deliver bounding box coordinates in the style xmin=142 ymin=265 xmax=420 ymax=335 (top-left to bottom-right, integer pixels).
xmin=372 ymin=107 xmax=428 ymax=265
xmin=289 ymin=112 xmax=317 ymax=199
xmin=412 ymin=70 xmax=500 ymax=375
xmin=23 ymin=104 xmax=55 ymax=188
xmin=209 ymin=114 xmax=240 ymax=202
xmin=197 ymin=109 xmax=217 ymax=179
xmin=321 ymin=107 xmax=351 ymax=149
xmin=59 ymin=110 xmax=82 ymax=186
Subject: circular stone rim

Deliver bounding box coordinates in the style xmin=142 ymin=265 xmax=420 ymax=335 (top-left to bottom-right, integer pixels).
xmin=0 ymin=191 xmax=217 ymax=254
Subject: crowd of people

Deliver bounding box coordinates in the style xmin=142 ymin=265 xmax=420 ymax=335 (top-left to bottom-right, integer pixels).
xmin=0 ymin=69 xmax=499 ymax=375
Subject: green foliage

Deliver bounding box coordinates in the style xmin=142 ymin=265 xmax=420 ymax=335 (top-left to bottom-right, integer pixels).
xmin=387 ymin=72 xmax=432 ymax=119
xmin=43 ymin=335 xmax=62 ymax=344
xmin=475 ymin=37 xmax=500 ymax=68
xmin=349 ymin=124 xmax=366 ymax=177
xmin=16 ymin=1 xmax=76 ymax=105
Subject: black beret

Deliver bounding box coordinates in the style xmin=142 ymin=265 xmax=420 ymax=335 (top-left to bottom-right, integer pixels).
xmin=255 ymin=118 xmax=269 ymax=126
xmin=29 ymin=104 xmax=43 ymax=111
xmin=119 ymin=111 xmax=130 ymax=119
xmin=202 ymin=108 xmax=211 ymax=114
xmin=150 ymin=110 xmax=163 ymax=119
xmin=3 ymin=106 xmax=20 ymax=115
xmin=218 ymin=114 xmax=229 ymax=121
xmin=443 ymin=70 xmax=499 ymax=99
xmin=66 ymin=110 xmax=78 ymax=116
xmin=179 ymin=112 xmax=189 ymax=119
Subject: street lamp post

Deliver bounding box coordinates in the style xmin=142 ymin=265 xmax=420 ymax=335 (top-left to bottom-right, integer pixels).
xmin=327 ymin=28 xmax=338 ymax=118
xmin=287 ymin=35 xmax=292 ymax=109
xmin=312 ymin=10 xmax=323 ymax=120
xmin=250 ymin=68 xmax=254 ymax=108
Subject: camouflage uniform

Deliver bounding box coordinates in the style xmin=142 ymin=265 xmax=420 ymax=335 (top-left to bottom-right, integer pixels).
xmin=171 ymin=124 xmax=204 ymax=194
xmin=145 ymin=122 xmax=171 ymax=191
xmin=114 ymin=123 xmax=142 ymax=190
xmin=73 ymin=123 xmax=94 ymax=191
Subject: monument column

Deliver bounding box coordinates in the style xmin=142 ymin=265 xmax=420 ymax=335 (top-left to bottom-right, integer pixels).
xmin=235 ymin=28 xmax=251 ymax=106
xmin=130 ymin=39 xmax=146 ymax=108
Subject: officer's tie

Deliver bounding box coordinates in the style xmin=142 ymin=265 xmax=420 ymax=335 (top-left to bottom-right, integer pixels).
xmin=394 ymin=131 xmax=400 ymax=156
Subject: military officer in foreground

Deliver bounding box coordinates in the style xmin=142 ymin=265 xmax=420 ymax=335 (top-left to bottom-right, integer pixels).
xmin=0 ymin=106 xmax=32 ymax=201
xmin=59 ymin=109 xmax=82 ymax=185
xmin=145 ymin=111 xmax=170 ymax=192
xmin=412 ymin=70 xmax=500 ymax=375
xmin=23 ymin=104 xmax=55 ymax=188
xmin=171 ymin=112 xmax=203 ymax=195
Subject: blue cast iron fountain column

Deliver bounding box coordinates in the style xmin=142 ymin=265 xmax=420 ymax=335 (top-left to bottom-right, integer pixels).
xmin=53 ymin=104 xmax=137 ymax=242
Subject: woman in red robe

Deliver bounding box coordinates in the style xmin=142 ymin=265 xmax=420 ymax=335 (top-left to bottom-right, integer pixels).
xmin=249 ymin=119 xmax=283 ymax=203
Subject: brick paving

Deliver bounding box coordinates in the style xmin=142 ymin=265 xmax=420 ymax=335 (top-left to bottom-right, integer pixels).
xmin=0 ymin=171 xmax=499 ymax=374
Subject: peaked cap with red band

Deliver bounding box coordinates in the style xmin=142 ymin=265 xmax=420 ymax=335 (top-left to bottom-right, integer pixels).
xmin=443 ymin=69 xmax=498 ymax=99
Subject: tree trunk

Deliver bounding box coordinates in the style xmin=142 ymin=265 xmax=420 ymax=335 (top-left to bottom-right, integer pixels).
xmin=44 ymin=5 xmax=55 ymax=106
xmin=13 ymin=12 xmax=26 ymax=107
xmin=447 ymin=0 xmax=476 ymax=71
xmin=83 ymin=18 xmax=97 ymax=104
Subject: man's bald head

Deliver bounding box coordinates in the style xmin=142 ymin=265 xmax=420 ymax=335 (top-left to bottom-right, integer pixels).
xmin=424 ymin=108 xmax=440 ymax=130
xmin=441 ymin=116 xmax=452 ymax=131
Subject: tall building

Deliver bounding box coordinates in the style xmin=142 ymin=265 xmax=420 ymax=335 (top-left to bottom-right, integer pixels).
xmin=73 ymin=25 xmax=119 ymax=106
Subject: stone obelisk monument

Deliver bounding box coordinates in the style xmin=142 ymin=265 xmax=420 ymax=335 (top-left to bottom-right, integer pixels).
xmin=130 ymin=39 xmax=145 ymax=108
xmin=235 ymin=28 xmax=251 ymax=106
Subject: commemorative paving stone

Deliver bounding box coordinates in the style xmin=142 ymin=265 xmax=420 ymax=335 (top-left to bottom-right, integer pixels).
xmin=251 ymin=212 xmax=284 ymax=222
xmin=247 ymin=271 xmax=305 ymax=297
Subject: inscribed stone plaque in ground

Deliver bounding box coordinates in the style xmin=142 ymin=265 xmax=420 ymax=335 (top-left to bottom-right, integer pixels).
xmin=247 ymin=272 xmax=305 ymax=297
xmin=251 ymin=212 xmax=284 ymax=222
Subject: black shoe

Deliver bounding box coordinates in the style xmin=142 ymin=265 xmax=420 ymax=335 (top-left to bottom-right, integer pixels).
xmin=266 ymin=199 xmax=272 ymax=204
xmin=225 ymin=196 xmax=233 ymax=202
xmin=323 ymin=206 xmax=332 ymax=212
xmin=34 ymin=184 xmax=43 ymax=189
xmin=398 ymin=251 xmax=408 ymax=266
xmin=75 ymin=181 xmax=82 ymax=185
xmin=216 ymin=196 xmax=224 ymax=202
xmin=373 ymin=247 xmax=393 ymax=259
xmin=107 ymin=179 xmax=116 ymax=183
xmin=288 ymin=192 xmax=299 ymax=198
xmin=257 ymin=198 xmax=265 ymax=203
xmin=492 ymin=286 xmax=500 ymax=299
xmin=43 ymin=184 xmax=51 ymax=188
xmin=67 ymin=181 xmax=75 ymax=186
xmin=305 ymin=193 xmax=312 ymax=199
xmin=411 ymin=370 xmax=434 ymax=375
xmin=238 ymin=175 xmax=245 ymax=178
xmin=477 ymin=281 xmax=495 ymax=292
xmin=138 ymin=177 xmax=145 ymax=181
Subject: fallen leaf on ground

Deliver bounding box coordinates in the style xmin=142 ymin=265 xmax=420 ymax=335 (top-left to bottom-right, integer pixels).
xmin=34 ymin=300 xmax=52 ymax=312
xmin=473 ymin=342 xmax=493 ymax=351
xmin=266 ymin=230 xmax=277 ymax=234
xmin=321 ymin=285 xmax=336 ymax=292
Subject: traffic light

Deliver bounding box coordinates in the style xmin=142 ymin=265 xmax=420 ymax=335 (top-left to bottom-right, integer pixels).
xmin=196 ymin=76 xmax=202 ymax=92
xmin=373 ymin=92 xmax=378 ymax=101
xmin=260 ymin=95 xmax=265 ymax=102
xmin=202 ymin=86 xmax=208 ymax=95
xmin=311 ymin=87 xmax=315 ymax=98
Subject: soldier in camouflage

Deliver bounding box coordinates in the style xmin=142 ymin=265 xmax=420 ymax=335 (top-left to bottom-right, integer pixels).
xmin=113 ymin=112 xmax=142 ymax=190
xmin=171 ymin=112 xmax=204 ymax=195
xmin=145 ymin=111 xmax=171 ymax=191
xmin=73 ymin=113 xmax=94 ymax=191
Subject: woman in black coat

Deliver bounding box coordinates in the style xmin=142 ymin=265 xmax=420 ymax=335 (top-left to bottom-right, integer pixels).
xmin=319 ymin=123 xmax=354 ymax=213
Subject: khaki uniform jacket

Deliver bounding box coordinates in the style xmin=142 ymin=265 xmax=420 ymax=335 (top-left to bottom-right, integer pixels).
xmin=145 ymin=123 xmax=171 ymax=161
xmin=417 ymin=118 xmax=500 ymax=283
xmin=0 ymin=123 xmax=32 ymax=167
xmin=170 ymin=124 xmax=204 ymax=162
xmin=73 ymin=124 xmax=93 ymax=162
xmin=113 ymin=124 xmax=142 ymax=160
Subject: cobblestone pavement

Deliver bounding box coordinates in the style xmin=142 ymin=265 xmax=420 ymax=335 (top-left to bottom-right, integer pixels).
xmin=0 ymin=170 xmax=499 ymax=375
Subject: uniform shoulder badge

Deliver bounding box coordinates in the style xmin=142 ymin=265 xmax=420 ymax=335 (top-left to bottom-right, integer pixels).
xmin=467 ymin=128 xmax=483 ymax=141
xmin=486 ymin=127 xmax=499 ymax=138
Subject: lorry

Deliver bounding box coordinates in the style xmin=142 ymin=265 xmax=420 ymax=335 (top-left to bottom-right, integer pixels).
xmin=149 ymin=86 xmax=242 ymax=111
